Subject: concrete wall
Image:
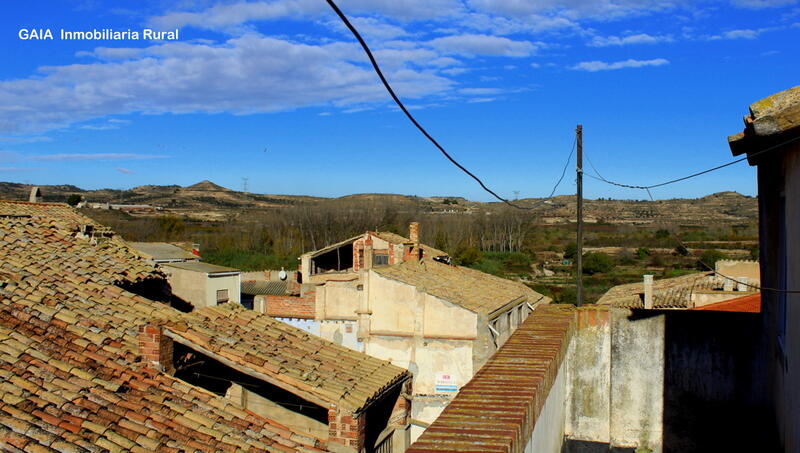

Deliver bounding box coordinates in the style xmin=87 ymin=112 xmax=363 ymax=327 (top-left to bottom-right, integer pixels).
xmin=565 ymin=308 xmax=611 ymax=445
xmin=163 ymin=266 xmax=207 ymax=308
xmin=318 ymin=280 xmax=361 ymax=320
xmin=164 ymin=268 xmax=239 ymax=309
xmin=609 ymin=309 xmax=664 ymax=452
xmin=206 ymin=273 xmax=241 ymax=306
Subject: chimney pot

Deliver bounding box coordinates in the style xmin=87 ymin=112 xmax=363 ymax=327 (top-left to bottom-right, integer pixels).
xmin=643 ymin=274 xmax=654 ymax=309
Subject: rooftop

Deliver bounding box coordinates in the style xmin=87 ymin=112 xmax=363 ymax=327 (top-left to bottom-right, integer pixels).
xmin=128 ymin=241 xmax=198 ymax=261
xmin=0 ymin=200 xmax=408 ymax=450
xmin=165 ymin=303 xmax=410 ymax=412
xmin=372 ymin=259 xmax=548 ymax=316
xmin=241 ymin=280 xmax=289 ymax=296
xmin=729 ymin=85 xmax=800 ymax=158
xmin=407 ymin=304 xmax=578 ymax=453
xmin=161 ymin=261 xmax=240 ymax=274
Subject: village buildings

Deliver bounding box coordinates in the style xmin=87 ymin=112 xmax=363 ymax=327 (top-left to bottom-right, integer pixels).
xmin=0 ymin=200 xmax=413 ymax=453
xmin=253 ymin=223 xmax=550 ymax=440
xmin=407 ymin=85 xmax=800 ymax=453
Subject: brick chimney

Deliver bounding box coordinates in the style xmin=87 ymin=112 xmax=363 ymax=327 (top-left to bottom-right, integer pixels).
xmin=409 ymin=222 xmax=420 ymax=244
xmin=643 ymin=275 xmax=654 ymax=309
xmin=28 ymin=187 xmax=42 ymax=203
xmin=138 ymin=324 xmax=174 ymax=374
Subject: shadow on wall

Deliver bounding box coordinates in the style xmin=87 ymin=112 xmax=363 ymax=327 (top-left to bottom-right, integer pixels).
xmin=661 ymin=310 xmax=779 ymax=453
xmin=562 ymin=439 xmax=635 ymax=453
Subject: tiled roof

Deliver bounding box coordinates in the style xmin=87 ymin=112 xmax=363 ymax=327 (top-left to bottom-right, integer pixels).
xmin=407 ymin=304 xmax=578 ymax=453
xmin=596 ymin=272 xmax=719 ymax=309
xmin=241 ymin=280 xmax=288 ymax=296
xmin=127 ymin=242 xmax=198 ymax=261
xmin=691 ymin=293 xmax=761 ymax=313
xmin=164 ymin=304 xmax=410 ymax=412
xmin=373 ymin=259 xmax=549 ymax=316
xmin=372 ymin=232 xmax=448 ymax=257
xmin=0 ymin=200 xmax=407 ymax=450
xmin=0 ymin=305 xmax=325 ymax=453
xmin=0 ymin=201 xmax=99 ymax=230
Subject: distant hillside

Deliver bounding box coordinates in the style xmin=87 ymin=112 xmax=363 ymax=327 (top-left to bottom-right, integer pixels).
xmin=0 ymin=180 xmax=757 ymax=225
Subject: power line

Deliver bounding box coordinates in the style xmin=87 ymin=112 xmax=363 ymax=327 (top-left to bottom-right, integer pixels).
xmin=639 ymin=184 xmax=800 ymax=294
xmin=584 ymin=134 xmax=800 ymax=191
xmin=325 ymin=0 xmax=571 ymax=211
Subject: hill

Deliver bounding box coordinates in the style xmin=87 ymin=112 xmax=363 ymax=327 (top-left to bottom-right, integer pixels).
xmin=0 ymin=181 xmax=757 ymax=225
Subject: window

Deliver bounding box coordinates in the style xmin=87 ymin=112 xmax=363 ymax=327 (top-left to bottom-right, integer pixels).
xmin=373 ymin=254 xmax=389 ymax=266
xmin=216 ymin=289 xmax=229 ymax=304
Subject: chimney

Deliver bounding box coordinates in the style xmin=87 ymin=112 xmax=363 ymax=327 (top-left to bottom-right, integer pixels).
xmin=138 ymin=324 xmax=174 ymax=373
xmin=643 ymin=274 xmax=654 ymax=309
xmin=28 ymin=187 xmax=42 ymax=203
xmin=364 ymin=236 xmax=373 ymax=270
xmin=409 ymin=222 xmax=420 ymax=244
xmin=737 ymin=277 xmax=749 ymax=292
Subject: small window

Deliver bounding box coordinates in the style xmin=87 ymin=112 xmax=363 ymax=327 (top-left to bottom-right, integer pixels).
xmin=374 ymin=254 xmax=389 ymax=266
xmin=216 ymin=289 xmax=229 ymax=304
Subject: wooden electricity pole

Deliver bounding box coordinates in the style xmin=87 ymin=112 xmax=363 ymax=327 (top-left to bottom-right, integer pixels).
xmin=576 ymin=125 xmax=584 ymax=307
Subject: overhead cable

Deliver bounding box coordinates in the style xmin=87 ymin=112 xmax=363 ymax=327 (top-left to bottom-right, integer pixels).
xmin=325 ymin=0 xmax=572 ymax=211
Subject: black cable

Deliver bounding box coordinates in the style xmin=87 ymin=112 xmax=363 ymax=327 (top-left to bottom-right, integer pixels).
xmin=585 ymin=134 xmax=800 ymax=190
xmin=325 ymin=0 xmax=569 ymax=211
xmin=639 ymin=187 xmax=800 ymax=294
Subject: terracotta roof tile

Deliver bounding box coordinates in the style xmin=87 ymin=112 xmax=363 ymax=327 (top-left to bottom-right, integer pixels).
xmin=373 ymin=259 xmax=549 ymax=315
xmin=0 ymin=200 xmax=342 ymax=452
xmin=408 ymin=305 xmax=578 ymax=453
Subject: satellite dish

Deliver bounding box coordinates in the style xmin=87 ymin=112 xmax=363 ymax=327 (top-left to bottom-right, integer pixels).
xmin=279 ymin=267 xmax=287 ymax=281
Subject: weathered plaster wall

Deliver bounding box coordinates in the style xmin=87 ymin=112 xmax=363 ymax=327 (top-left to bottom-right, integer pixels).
xmin=565 ymin=307 xmax=611 ymax=444
xmin=609 ymin=308 xmax=664 ymax=452
xmin=318 ymin=280 xmax=360 ymax=320
xmin=163 ymin=267 xmax=207 ymax=307
xmin=206 ymin=274 xmax=240 ymax=306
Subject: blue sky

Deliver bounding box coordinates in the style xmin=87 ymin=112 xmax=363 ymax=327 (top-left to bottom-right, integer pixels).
xmin=1 ymin=0 xmax=798 ymax=201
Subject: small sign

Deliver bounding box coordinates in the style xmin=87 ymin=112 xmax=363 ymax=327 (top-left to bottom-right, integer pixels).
xmin=435 ymin=373 xmax=458 ymax=392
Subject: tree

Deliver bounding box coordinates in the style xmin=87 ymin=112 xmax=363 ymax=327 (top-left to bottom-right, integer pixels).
xmin=66 ymin=194 xmax=82 ymax=206
xmin=674 ymin=244 xmax=689 ymax=256
xmin=655 ymin=229 xmax=670 ymax=240
xmin=697 ymin=249 xmax=727 ymax=270
xmin=582 ymin=252 xmax=615 ymax=275
xmin=454 ymin=246 xmax=482 ymax=266
xmin=636 ymin=247 xmax=650 ymax=259
xmin=563 ymin=242 xmax=577 ymax=260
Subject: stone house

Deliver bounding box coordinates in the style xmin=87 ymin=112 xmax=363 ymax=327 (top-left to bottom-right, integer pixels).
xmin=267 ymin=223 xmax=549 ymax=441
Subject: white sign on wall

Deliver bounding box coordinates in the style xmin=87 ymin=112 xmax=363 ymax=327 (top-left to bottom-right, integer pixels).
xmin=435 ymin=372 xmax=458 ymax=392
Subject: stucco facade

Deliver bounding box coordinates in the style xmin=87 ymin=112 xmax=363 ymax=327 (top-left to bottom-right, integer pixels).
xmin=161 ymin=261 xmax=241 ymax=309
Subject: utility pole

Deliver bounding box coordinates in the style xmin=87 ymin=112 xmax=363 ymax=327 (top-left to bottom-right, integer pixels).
xmin=576 ymin=125 xmax=584 ymax=307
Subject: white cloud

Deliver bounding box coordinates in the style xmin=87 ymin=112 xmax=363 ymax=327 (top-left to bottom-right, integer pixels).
xmin=467 ymin=0 xmax=682 ymax=20
xmin=28 ymin=153 xmax=170 ymax=162
xmin=588 ymin=33 xmax=673 ymax=46
xmin=730 ymin=0 xmax=796 ymax=8
xmin=115 ymin=167 xmax=135 ymax=174
xmin=428 ymin=34 xmax=539 ymax=57
xmin=571 ymin=58 xmax=669 ymax=71
xmin=0 ymin=35 xmax=454 ymax=133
